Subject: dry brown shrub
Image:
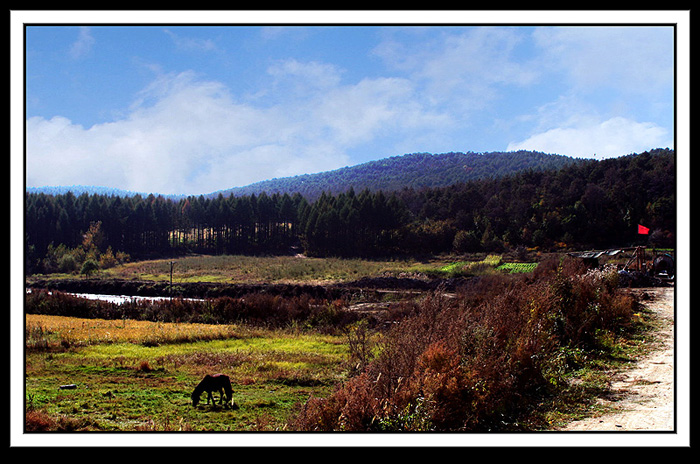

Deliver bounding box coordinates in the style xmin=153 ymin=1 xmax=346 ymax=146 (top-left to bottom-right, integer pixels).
xmin=25 ymin=409 xmax=58 ymax=431
xmin=25 ymin=409 xmax=97 ymax=432
xmin=292 ymin=372 xmax=380 ymax=431
xmin=292 ymin=257 xmax=638 ymax=432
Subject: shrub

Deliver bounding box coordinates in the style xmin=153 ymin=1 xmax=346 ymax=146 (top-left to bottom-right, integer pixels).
xmin=343 ymin=320 xmax=375 ymax=374
xmin=413 ymin=341 xmax=471 ymax=430
xmin=292 ymin=257 xmax=637 ymax=432
xmin=25 ymin=288 xmax=367 ymax=331
xmin=25 ymin=408 xmax=98 ymax=432
xmin=25 ymin=409 xmax=59 ymax=432
xmin=57 ymin=253 xmax=79 ymax=273
xmin=80 ymin=259 xmax=99 ymax=278
xmin=292 ymin=372 xmax=380 ymax=432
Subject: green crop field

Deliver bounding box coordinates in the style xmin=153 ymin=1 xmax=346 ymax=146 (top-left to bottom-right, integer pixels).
xmin=496 ymin=262 xmax=539 ymax=273
xmin=422 ymin=255 xmax=538 ymax=277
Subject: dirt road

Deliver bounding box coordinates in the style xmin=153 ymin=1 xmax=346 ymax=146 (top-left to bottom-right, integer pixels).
xmin=559 ymin=286 xmax=675 ymax=432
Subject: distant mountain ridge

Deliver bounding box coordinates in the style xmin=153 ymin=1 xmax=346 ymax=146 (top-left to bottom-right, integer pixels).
xmin=28 ymin=150 xmax=587 ymax=200
xmin=209 ymin=150 xmax=586 ymax=200
xmin=26 ymin=184 xmax=156 ymax=198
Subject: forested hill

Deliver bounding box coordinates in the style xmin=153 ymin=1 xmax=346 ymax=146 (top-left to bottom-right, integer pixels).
xmin=210 ymin=151 xmax=585 ymax=200
xmin=27 ymin=150 xmax=582 ymax=201
xmin=25 ymin=148 xmax=675 ymax=271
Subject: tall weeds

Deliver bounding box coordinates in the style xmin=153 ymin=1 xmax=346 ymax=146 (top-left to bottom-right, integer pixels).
xmin=25 ymin=289 xmax=366 ymax=333
xmin=292 ymin=257 xmax=637 ymax=431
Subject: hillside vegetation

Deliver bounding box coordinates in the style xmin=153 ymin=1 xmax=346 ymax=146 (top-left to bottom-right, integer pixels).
xmin=25 ymin=148 xmax=675 ymax=275
xmin=26 ymin=150 xmax=581 ymax=201
xmin=214 ymin=150 xmax=583 ymax=200
xmin=292 ymin=256 xmax=644 ymax=431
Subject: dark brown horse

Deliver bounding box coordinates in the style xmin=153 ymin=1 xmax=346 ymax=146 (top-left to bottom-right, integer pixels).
xmin=191 ymin=374 xmax=233 ymax=407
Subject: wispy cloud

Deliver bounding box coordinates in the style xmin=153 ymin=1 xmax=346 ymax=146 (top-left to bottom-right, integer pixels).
xmin=532 ymin=26 xmax=673 ymax=95
xmin=163 ymin=29 xmax=217 ymax=52
xmin=27 ymin=66 xmax=403 ymax=195
xmin=69 ymin=27 xmax=95 ymax=60
xmin=504 ymin=26 xmax=675 ymax=158
xmin=373 ymin=28 xmax=539 ymax=116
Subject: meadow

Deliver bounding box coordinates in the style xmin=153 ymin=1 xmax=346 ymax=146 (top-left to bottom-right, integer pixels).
xmin=50 ymin=252 xmax=541 ymax=284
xmin=100 ymin=254 xmax=412 ymax=284
xmin=25 ymin=314 xmax=349 ymax=431
xmin=24 ymin=252 xmax=652 ymax=432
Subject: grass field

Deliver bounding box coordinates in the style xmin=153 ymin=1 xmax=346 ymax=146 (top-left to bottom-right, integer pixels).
xmin=90 ymin=253 xmax=541 ymax=284
xmin=25 ymin=314 xmax=348 ymax=431
xmin=24 ymin=252 xmax=545 ymax=432
xmin=101 ymin=254 xmax=415 ymax=284
xmin=411 ymin=254 xmax=539 ymax=277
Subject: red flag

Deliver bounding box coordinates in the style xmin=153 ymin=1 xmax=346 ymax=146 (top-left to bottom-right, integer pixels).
xmin=638 ymin=224 xmax=650 ymax=235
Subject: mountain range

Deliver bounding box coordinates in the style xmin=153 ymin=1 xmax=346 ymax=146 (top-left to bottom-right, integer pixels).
xmin=27 ymin=150 xmax=587 ymax=201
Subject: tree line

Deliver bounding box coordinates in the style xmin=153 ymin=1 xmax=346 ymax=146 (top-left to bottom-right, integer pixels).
xmin=25 ymin=149 xmax=675 ymax=274
xmin=399 ymin=148 xmax=675 ymax=254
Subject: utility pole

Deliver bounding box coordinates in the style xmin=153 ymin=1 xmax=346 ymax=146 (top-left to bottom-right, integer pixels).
xmin=169 ymin=260 xmax=176 ymax=300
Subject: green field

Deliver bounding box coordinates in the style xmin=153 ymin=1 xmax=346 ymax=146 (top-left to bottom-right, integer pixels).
xmin=25 ymin=314 xmax=349 ymax=431
xmin=421 ymin=254 xmax=538 ymax=277
xmin=41 ymin=252 xmax=541 ymax=285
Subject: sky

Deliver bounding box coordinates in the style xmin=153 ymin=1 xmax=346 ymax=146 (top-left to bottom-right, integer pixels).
xmin=22 ymin=12 xmax=678 ymax=196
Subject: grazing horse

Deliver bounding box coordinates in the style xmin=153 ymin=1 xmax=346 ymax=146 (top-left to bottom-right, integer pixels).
xmin=191 ymin=374 xmax=233 ymax=407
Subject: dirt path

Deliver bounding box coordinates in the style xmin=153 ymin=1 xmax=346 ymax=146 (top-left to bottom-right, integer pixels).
xmin=559 ymin=286 xmax=675 ymax=431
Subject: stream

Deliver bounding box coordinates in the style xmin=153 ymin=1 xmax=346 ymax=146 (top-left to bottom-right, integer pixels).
xmin=26 ymin=288 xmax=204 ymax=304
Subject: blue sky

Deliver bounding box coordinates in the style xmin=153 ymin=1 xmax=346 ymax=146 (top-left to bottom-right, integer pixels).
xmin=22 ymin=13 xmax=678 ymax=196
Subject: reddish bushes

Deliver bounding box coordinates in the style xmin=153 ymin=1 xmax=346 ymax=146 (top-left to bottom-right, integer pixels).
xmin=25 ymin=408 xmax=98 ymax=432
xmin=292 ymin=257 xmax=637 ymax=431
xmin=25 ymin=290 xmax=365 ymax=330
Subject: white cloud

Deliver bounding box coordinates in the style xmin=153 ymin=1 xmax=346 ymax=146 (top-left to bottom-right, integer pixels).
xmin=506 ymin=116 xmax=672 ymax=158
xmin=374 ymin=27 xmax=539 ymax=114
xmin=25 ymin=65 xmax=446 ymax=195
xmin=312 ymin=77 xmax=428 ymax=146
xmin=532 ymin=26 xmax=673 ymax=95
xmin=506 ymin=27 xmax=675 ymax=159
xmin=267 ymin=59 xmax=342 ymax=91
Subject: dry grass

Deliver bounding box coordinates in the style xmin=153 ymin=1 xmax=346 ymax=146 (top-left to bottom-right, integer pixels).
xmin=106 ymin=254 xmax=411 ymax=284
xmin=25 ymin=314 xmax=240 ymax=349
